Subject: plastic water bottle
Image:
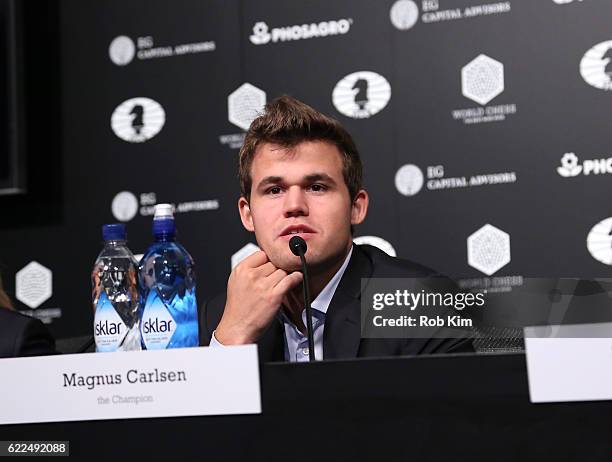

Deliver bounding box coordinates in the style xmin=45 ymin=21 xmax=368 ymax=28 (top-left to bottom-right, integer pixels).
xmin=92 ymin=224 xmax=142 ymax=352
xmin=139 ymin=204 xmax=199 ymax=349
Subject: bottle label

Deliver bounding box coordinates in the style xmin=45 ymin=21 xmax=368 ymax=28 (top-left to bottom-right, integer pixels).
xmin=141 ymin=290 xmax=177 ymax=349
xmin=94 ymin=292 xmax=128 ymax=352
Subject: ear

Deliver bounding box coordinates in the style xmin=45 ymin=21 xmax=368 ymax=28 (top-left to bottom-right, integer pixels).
xmin=238 ymin=196 xmax=255 ymax=232
xmin=350 ymin=189 xmax=369 ymax=225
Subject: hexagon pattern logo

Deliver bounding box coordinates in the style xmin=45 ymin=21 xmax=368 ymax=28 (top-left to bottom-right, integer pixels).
xmin=15 ymin=261 xmax=53 ymax=309
xmin=231 ymin=243 xmax=261 ymax=269
xmin=228 ymin=83 xmax=266 ymax=131
xmin=467 ymin=224 xmax=511 ymax=276
xmin=462 ymin=54 xmax=504 ymax=105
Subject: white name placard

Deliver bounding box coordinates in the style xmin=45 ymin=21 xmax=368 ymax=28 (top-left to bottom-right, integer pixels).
xmin=525 ymin=323 xmax=612 ymax=403
xmin=0 ymin=345 xmax=261 ymax=425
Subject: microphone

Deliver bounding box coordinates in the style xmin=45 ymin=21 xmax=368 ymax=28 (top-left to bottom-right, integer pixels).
xmin=289 ymin=236 xmax=315 ymax=361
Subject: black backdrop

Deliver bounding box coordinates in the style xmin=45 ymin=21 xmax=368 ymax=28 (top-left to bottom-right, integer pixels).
xmin=1 ymin=0 xmax=611 ymax=338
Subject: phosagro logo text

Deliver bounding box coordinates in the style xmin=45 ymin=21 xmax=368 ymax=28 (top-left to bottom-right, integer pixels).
xmin=250 ymin=19 xmax=352 ymax=45
xmin=557 ymin=152 xmax=612 ymax=177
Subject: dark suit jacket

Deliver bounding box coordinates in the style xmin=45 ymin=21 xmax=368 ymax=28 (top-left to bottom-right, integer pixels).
xmin=0 ymin=308 xmax=57 ymax=358
xmin=199 ymin=244 xmax=474 ymax=361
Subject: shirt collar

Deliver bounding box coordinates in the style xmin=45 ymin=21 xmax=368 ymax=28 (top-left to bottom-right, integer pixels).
xmin=310 ymin=245 xmax=353 ymax=316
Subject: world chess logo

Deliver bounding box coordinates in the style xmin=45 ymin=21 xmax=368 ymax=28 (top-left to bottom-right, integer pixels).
xmin=587 ymin=218 xmax=612 ymax=265
xmin=389 ymin=0 xmax=419 ymax=30
xmin=332 ymin=71 xmax=391 ymax=119
xmin=580 ymin=41 xmax=612 ymax=91
xmin=108 ymin=36 xmax=136 ymax=66
xmin=111 ymin=97 xmax=166 ymax=142
xmin=462 ymin=54 xmax=504 ymax=105
xmin=467 ymin=224 xmax=511 ymax=276
xmin=228 ymin=83 xmax=266 ymax=131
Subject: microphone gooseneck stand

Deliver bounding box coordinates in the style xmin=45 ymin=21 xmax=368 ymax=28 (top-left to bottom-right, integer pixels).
xmin=289 ymin=236 xmax=315 ymax=361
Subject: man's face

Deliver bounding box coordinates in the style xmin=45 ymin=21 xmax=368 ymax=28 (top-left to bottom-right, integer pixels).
xmin=238 ymin=140 xmax=368 ymax=273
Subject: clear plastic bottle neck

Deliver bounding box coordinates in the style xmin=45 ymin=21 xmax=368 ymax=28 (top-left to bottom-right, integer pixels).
xmin=154 ymin=232 xmax=175 ymax=243
xmin=104 ymin=239 xmax=127 ymax=247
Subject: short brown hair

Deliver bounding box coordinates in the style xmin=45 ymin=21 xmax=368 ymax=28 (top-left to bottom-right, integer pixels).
xmin=239 ymin=95 xmax=363 ymax=200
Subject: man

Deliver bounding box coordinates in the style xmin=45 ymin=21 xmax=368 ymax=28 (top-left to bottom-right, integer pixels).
xmin=199 ymin=96 xmax=473 ymax=361
xmin=0 ymin=276 xmax=56 ymax=358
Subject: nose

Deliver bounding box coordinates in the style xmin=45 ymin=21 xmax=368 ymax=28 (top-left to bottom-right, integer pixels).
xmin=283 ymin=186 xmax=309 ymax=218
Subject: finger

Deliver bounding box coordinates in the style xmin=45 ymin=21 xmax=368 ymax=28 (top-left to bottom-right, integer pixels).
xmin=265 ymin=268 xmax=288 ymax=287
xmin=241 ymin=250 xmax=269 ymax=268
xmin=254 ymin=262 xmax=278 ymax=277
xmin=272 ymin=271 xmax=303 ymax=296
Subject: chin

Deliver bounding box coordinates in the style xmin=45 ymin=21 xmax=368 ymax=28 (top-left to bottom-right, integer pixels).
xmin=282 ymin=262 xmax=303 ymax=273
xmin=268 ymin=252 xmax=303 ymax=272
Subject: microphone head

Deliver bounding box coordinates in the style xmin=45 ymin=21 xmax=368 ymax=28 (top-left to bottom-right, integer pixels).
xmin=289 ymin=236 xmax=307 ymax=256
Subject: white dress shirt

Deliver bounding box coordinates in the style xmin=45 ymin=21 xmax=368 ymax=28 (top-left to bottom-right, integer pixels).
xmin=210 ymin=246 xmax=353 ymax=361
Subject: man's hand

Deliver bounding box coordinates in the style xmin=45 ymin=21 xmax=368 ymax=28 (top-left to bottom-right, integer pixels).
xmin=214 ymin=251 xmax=303 ymax=345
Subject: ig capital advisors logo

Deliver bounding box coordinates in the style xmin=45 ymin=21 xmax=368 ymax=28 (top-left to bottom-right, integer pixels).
xmin=580 ymin=41 xmax=612 ymax=91
xmin=389 ymin=0 xmax=511 ymax=30
xmin=332 ymin=71 xmax=392 ymax=119
xmin=249 ymin=18 xmax=352 ymax=46
xmin=109 ymin=35 xmax=215 ymax=66
xmin=394 ymin=164 xmax=425 ymax=196
xmin=111 ymin=97 xmax=166 ymax=143
xmin=111 ymin=191 xmax=219 ymax=222
xmin=109 ymin=36 xmax=136 ymax=66
xmin=112 ymin=191 xmax=140 ymax=222
xmin=557 ymin=152 xmax=612 ymax=178
xmin=395 ymin=163 xmax=517 ymax=196
xmin=389 ymin=0 xmax=420 ymax=30
xmin=452 ymin=54 xmax=517 ymax=125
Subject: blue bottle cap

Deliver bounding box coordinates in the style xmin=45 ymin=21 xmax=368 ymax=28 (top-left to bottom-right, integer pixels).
xmin=102 ymin=223 xmax=127 ymax=241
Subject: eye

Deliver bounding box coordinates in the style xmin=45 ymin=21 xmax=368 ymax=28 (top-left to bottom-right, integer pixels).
xmin=309 ymin=183 xmax=327 ymax=192
xmin=267 ymin=186 xmax=282 ymax=195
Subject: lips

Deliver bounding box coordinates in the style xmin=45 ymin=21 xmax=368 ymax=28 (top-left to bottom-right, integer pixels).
xmin=279 ymin=224 xmax=317 ymax=240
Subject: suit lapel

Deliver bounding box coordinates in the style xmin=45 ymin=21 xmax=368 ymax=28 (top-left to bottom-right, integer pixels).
xmin=257 ymin=318 xmax=285 ymax=362
xmin=323 ymin=245 xmax=373 ymax=360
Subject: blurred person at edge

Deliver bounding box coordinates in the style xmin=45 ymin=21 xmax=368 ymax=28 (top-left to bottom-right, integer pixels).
xmin=199 ymin=95 xmax=474 ymax=362
xmin=0 ymin=274 xmax=56 ymax=358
